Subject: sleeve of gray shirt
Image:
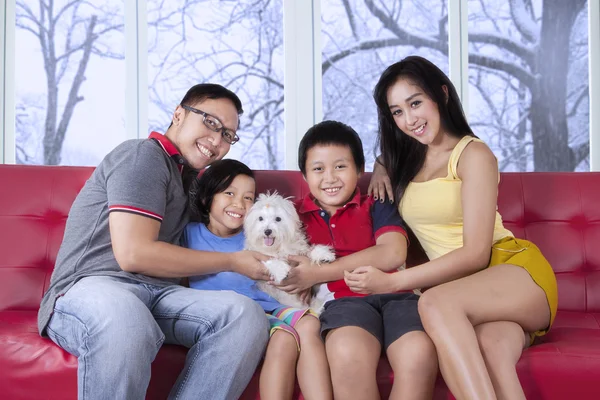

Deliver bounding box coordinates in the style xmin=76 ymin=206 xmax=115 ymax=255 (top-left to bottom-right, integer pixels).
xmin=106 ymin=140 xmax=171 ymax=222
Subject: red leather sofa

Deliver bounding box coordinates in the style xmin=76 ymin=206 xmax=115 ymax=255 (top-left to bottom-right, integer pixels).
xmin=1 ymin=164 xmax=599 ymax=399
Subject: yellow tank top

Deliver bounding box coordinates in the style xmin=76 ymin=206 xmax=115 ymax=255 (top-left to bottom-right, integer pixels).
xmin=399 ymin=136 xmax=513 ymax=261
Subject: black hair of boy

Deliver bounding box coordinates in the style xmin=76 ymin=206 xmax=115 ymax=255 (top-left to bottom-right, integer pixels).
xmin=298 ymin=120 xmax=365 ymax=175
xmin=188 ymin=159 xmax=254 ymax=224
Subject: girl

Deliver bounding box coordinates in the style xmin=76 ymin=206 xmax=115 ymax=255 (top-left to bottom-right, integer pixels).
xmin=183 ymin=159 xmax=332 ymax=400
xmin=346 ymin=56 xmax=558 ymax=400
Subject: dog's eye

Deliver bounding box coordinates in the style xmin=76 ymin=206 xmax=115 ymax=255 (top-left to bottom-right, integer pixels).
xmin=258 ymin=217 xmax=263 ymax=221
xmin=275 ymin=217 xmax=281 ymax=222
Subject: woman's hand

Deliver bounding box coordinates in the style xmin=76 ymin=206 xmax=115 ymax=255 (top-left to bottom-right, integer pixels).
xmin=271 ymin=255 xmax=320 ymax=294
xmin=368 ymin=159 xmax=394 ymax=202
xmin=344 ymin=266 xmax=396 ymax=295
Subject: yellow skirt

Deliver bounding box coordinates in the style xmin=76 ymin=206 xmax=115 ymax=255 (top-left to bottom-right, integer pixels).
xmin=489 ymin=237 xmax=558 ymax=338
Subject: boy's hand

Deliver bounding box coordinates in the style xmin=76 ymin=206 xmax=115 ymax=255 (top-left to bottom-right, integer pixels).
xmin=231 ymin=251 xmax=272 ymax=281
xmin=344 ymin=266 xmax=394 ymax=294
xmin=299 ymin=288 xmax=312 ymax=305
xmin=368 ymin=160 xmax=394 ymax=203
xmin=271 ymin=255 xmax=319 ymax=293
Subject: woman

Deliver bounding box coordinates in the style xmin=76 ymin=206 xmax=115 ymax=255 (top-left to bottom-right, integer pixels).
xmin=343 ymin=56 xmax=557 ymax=400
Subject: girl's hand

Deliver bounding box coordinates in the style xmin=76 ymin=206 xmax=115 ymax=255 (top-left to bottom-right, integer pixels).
xmin=344 ymin=266 xmax=395 ymax=295
xmin=368 ymin=160 xmax=394 ymax=203
xmin=271 ymin=255 xmax=319 ymax=293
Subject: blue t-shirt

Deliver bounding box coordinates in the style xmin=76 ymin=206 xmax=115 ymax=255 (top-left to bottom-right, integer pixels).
xmin=182 ymin=222 xmax=282 ymax=312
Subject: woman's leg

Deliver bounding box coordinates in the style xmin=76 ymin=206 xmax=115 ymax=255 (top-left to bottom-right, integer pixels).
xmin=295 ymin=315 xmax=333 ymax=400
xmin=325 ymin=326 xmax=382 ymax=400
xmin=475 ymin=321 xmax=529 ymax=400
xmin=418 ymin=264 xmax=550 ymax=400
xmin=260 ymin=330 xmax=299 ymax=400
xmin=386 ymin=331 xmax=438 ymax=400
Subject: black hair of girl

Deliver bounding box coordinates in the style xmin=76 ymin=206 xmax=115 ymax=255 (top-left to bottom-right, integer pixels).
xmin=373 ymin=55 xmax=475 ymax=202
xmin=188 ymin=159 xmax=255 ymax=224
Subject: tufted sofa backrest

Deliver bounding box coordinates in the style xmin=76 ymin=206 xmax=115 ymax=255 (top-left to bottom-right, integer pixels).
xmin=1 ymin=165 xmax=599 ymax=313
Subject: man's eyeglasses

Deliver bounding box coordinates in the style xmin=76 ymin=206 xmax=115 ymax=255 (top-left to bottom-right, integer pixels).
xmin=181 ymin=104 xmax=240 ymax=145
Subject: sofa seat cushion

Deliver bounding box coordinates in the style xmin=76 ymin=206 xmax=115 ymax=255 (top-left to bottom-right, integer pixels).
xmin=3 ymin=309 xmax=600 ymax=399
xmin=0 ymin=311 xmax=187 ymax=400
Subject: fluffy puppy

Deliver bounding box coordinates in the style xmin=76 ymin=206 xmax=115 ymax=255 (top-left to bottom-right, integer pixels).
xmin=244 ymin=192 xmax=335 ymax=312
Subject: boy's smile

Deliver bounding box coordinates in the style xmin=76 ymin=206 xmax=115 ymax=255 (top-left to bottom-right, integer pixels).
xmin=304 ymin=144 xmax=362 ymax=216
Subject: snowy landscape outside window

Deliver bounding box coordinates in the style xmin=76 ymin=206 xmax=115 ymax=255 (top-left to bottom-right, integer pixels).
xmin=321 ymin=0 xmax=449 ymax=171
xmin=11 ymin=0 xmax=590 ymax=172
xmin=147 ymin=0 xmax=284 ymax=170
xmin=468 ymin=0 xmax=589 ymax=172
xmin=15 ymin=0 xmax=125 ymax=166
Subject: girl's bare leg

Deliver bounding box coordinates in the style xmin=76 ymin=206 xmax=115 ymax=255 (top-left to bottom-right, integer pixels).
xmin=295 ymin=315 xmax=332 ymax=400
xmin=260 ymin=330 xmax=299 ymax=400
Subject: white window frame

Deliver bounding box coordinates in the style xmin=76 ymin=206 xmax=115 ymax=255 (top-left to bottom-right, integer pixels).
xmin=1 ymin=0 xmax=15 ymax=163
xmin=1 ymin=0 xmax=598 ymax=171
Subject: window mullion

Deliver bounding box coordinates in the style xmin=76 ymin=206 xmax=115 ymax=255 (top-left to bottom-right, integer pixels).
xmin=126 ymin=0 xmax=148 ymax=140
xmin=1 ymin=0 xmax=15 ymax=163
xmin=448 ymin=0 xmax=469 ymax=117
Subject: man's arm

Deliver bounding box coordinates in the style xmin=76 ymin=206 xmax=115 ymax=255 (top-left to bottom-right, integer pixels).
xmin=109 ymin=212 xmax=270 ymax=280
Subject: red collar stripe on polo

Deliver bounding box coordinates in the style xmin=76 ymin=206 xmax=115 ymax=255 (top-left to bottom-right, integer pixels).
xmin=148 ymin=131 xmax=185 ymax=173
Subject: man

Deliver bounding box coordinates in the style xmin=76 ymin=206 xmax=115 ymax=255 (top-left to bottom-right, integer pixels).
xmin=38 ymin=84 xmax=270 ymax=400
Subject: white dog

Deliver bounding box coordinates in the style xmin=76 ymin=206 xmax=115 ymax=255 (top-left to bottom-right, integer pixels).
xmin=244 ymin=192 xmax=335 ymax=312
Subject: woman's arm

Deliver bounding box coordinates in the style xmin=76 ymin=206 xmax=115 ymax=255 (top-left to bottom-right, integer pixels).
xmin=394 ymin=141 xmax=499 ymax=290
xmin=347 ymin=142 xmax=500 ymax=294
xmin=273 ymin=231 xmax=407 ymax=293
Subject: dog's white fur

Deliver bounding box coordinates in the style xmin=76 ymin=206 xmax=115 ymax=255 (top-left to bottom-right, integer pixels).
xmin=244 ymin=192 xmax=335 ymax=313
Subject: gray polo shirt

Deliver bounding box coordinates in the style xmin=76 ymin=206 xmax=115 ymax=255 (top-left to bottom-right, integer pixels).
xmin=38 ymin=132 xmax=188 ymax=335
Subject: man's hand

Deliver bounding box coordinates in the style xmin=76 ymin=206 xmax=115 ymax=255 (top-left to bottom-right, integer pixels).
xmin=367 ymin=160 xmax=394 ymax=203
xmin=271 ymin=255 xmax=319 ymax=294
xmin=344 ymin=266 xmax=395 ymax=295
xmin=231 ymin=250 xmax=272 ymax=281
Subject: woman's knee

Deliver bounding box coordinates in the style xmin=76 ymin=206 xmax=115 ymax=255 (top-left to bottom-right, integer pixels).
xmin=418 ymin=287 xmax=452 ymax=329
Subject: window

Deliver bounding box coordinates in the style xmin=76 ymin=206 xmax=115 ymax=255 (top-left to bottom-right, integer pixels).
xmin=3 ymin=0 xmax=597 ymax=171
xmin=147 ymin=0 xmax=284 ymax=169
xmin=15 ymin=0 xmax=125 ymax=166
xmin=468 ymin=0 xmax=589 ymax=171
xmin=322 ymin=0 xmax=449 ymax=170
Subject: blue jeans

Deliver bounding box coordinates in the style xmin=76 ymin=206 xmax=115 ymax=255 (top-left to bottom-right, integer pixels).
xmin=46 ymin=276 xmax=269 ymax=400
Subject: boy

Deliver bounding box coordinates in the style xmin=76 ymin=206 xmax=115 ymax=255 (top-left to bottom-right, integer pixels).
xmin=275 ymin=120 xmax=438 ymax=400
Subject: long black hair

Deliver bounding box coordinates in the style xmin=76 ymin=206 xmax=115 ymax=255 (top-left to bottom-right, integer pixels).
xmin=188 ymin=159 xmax=254 ymax=224
xmin=373 ymin=56 xmax=474 ymax=202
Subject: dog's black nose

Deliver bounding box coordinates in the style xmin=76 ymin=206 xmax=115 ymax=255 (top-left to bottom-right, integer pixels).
xmin=264 ymin=229 xmax=272 ymax=236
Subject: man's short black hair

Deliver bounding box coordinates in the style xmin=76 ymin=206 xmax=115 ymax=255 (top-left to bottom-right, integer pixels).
xmin=169 ymin=83 xmax=243 ymax=129
xmin=298 ymin=120 xmax=365 ymax=175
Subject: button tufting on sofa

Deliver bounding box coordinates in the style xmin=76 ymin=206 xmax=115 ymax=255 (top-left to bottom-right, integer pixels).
xmin=1 ymin=165 xmax=600 ymax=399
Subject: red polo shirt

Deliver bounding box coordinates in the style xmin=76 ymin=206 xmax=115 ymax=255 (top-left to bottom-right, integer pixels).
xmin=296 ymin=189 xmax=408 ymax=301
